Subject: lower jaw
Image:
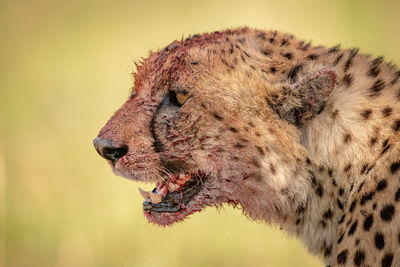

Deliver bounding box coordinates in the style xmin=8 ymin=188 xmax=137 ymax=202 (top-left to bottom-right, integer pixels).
xmin=143 ymin=205 xmax=202 ymax=226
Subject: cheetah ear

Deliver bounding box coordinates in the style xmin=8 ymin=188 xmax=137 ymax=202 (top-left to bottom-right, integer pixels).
xmin=267 ymin=69 xmax=337 ymax=127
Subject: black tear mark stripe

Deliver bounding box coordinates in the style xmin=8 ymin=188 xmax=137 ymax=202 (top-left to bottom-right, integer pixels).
xmin=150 ymin=101 xmax=166 ymax=153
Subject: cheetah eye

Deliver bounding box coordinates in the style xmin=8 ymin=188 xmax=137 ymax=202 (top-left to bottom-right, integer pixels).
xmin=168 ymin=90 xmax=190 ymax=107
xmin=176 ymin=91 xmax=190 ymax=105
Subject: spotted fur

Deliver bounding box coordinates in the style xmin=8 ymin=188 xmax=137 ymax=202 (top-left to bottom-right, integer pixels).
xmin=95 ymin=28 xmax=400 ymax=266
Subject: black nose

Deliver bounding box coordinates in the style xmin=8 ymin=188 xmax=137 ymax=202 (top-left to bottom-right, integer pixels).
xmin=93 ymin=137 xmax=128 ymax=164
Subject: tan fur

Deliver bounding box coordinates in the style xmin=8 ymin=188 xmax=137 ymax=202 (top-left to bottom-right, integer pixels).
xmin=95 ymin=28 xmax=400 ymax=266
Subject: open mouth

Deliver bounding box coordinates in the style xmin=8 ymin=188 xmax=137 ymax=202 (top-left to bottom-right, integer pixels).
xmin=137 ymin=172 xmax=209 ymax=225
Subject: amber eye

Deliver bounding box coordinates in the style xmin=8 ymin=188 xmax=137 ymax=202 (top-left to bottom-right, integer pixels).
xmin=168 ymin=90 xmax=190 ymax=107
xmin=176 ymin=92 xmax=190 ymax=105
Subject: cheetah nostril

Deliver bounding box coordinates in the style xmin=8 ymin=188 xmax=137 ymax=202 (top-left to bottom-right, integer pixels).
xmin=93 ymin=137 xmax=128 ymax=164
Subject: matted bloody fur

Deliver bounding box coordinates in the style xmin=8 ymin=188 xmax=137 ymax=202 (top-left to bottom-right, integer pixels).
xmin=95 ymin=27 xmax=400 ymax=266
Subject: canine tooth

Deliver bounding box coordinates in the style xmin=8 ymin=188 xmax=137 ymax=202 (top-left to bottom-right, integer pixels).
xmin=149 ymin=192 xmax=162 ymax=204
xmin=179 ymin=173 xmax=186 ymax=179
xmin=138 ymin=187 xmax=150 ymax=199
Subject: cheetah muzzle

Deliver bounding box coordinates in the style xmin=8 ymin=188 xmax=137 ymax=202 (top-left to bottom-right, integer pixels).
xmin=94 ymin=27 xmax=400 ymax=266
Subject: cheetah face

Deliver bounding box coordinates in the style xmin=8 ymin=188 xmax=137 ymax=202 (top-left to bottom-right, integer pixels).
xmin=93 ymin=30 xmax=332 ymax=226
xmin=93 ymin=77 xmax=262 ymax=225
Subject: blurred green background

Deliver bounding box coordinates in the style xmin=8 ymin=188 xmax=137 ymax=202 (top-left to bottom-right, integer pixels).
xmin=1 ymin=0 xmax=400 ymax=266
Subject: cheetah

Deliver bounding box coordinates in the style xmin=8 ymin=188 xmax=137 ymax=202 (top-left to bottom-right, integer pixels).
xmin=93 ymin=28 xmax=400 ymax=266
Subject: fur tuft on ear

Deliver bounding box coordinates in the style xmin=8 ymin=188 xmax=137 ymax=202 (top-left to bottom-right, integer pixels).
xmin=267 ymin=68 xmax=337 ymax=127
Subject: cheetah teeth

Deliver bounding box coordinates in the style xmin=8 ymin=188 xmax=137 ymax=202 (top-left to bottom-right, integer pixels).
xmin=138 ymin=187 xmax=150 ymax=199
xmin=138 ymin=173 xmax=192 ymax=203
xmin=149 ymin=192 xmax=162 ymax=204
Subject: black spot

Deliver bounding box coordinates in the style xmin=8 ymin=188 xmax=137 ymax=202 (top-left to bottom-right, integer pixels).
xmin=348 ymin=220 xmax=358 ymax=236
xmin=344 ymin=133 xmax=352 ymax=143
xmin=337 ymin=249 xmax=348 ymax=264
xmin=328 ymin=169 xmax=333 ymax=177
xmin=381 ymin=253 xmax=393 ymax=267
xmin=256 ymin=146 xmax=265 ymax=156
xmin=324 ymin=245 xmax=332 ymax=257
xmin=331 ymin=109 xmax=339 ymax=118
xmin=390 ymin=70 xmax=400 ymax=85
xmin=256 ymin=33 xmax=266 ymax=40
xmin=353 ymin=250 xmax=365 ymax=266
xmin=357 ymin=181 xmax=365 ymax=192
xmin=344 ymin=164 xmax=352 ymax=172
xmin=299 ymin=42 xmax=311 ymax=51
xmin=382 ymin=107 xmax=393 ymax=117
xmin=323 ymin=209 xmax=333 ymax=220
xmin=368 ymin=65 xmax=381 ymax=78
xmin=320 ymin=220 xmax=327 ymax=228
xmin=281 ymin=39 xmax=288 ymax=46
xmin=337 ymin=233 xmax=344 ymax=244
xmin=287 ymin=64 xmax=303 ymax=83
xmin=381 ymin=139 xmax=391 ymax=155
xmin=361 ymin=164 xmax=368 ymax=174
xmin=229 ymin=127 xmax=239 ymax=133
xmin=269 ymin=37 xmax=275 ymax=43
xmin=234 ymin=143 xmax=245 ymax=149
xmin=395 ymin=188 xmax=400 ymax=201
xmin=261 ymin=50 xmax=272 ymax=56
xmin=337 ymin=199 xmax=344 ymax=210
xmin=283 ymin=52 xmax=293 ymax=60
xmin=328 ymin=45 xmax=340 ymax=53
xmin=333 ymin=53 xmax=343 ymax=66
xmin=380 ymin=205 xmax=395 ymax=221
xmin=374 ymin=232 xmax=385 ymax=250
xmin=363 ymin=214 xmax=373 ymax=231
xmin=316 ymin=185 xmax=323 ymax=197
xmin=361 ymin=109 xmax=372 ymax=119
xmin=190 ymin=61 xmax=198 ymax=65
xmin=369 ymin=78 xmax=386 ymax=97
xmin=390 ymin=162 xmax=400 ymax=174
xmin=392 ymin=120 xmax=400 ymax=131
xmin=295 ymin=218 xmax=301 ymax=225
xmin=342 ymin=73 xmax=353 ymax=87
xmin=270 ymin=66 xmax=277 ymax=73
xmin=349 ymin=199 xmax=357 ymax=212
xmin=306 ymin=54 xmax=319 ymax=60
xmin=372 ymin=56 xmax=384 ymax=65
xmin=370 ymin=137 xmax=378 ymax=146
xmin=339 ymin=188 xmax=344 ymax=196
xmin=213 ymin=113 xmax=224 ymax=120
xmin=360 ymin=191 xmax=375 ymax=205
xmin=377 ymin=180 xmax=388 ymax=191
xmin=366 ymin=163 xmax=376 ymax=174
xmin=344 ymin=48 xmax=359 ymax=72
xmin=338 ymin=214 xmax=345 ymax=224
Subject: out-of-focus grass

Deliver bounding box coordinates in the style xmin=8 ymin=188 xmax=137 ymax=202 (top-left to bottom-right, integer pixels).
xmin=1 ymin=0 xmax=399 ymax=266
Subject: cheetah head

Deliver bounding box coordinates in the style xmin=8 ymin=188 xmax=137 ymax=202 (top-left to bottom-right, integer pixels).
xmin=94 ymin=28 xmax=337 ymax=226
